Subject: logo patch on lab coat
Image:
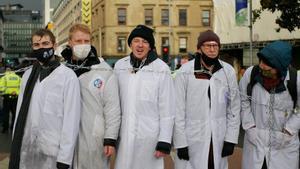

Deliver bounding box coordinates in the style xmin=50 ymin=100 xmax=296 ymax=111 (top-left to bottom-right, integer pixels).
xmin=93 ymin=78 xmax=104 ymax=89
xmin=89 ymin=75 xmax=105 ymax=92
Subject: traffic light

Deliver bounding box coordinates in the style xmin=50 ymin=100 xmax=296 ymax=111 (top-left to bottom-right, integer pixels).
xmin=45 ymin=22 xmax=54 ymax=30
xmin=4 ymin=58 xmax=18 ymax=68
xmin=162 ymin=46 xmax=169 ymax=63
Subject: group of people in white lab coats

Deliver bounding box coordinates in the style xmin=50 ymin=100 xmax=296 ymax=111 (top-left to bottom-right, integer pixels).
xmin=8 ymin=23 xmax=300 ymax=169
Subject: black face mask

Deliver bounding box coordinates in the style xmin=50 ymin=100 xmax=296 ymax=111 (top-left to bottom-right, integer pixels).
xmin=200 ymin=52 xmax=219 ymax=67
xmin=31 ymin=48 xmax=55 ymax=64
xmin=61 ymin=45 xmax=72 ymax=62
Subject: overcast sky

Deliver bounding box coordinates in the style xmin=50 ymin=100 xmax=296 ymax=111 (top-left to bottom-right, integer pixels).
xmin=0 ymin=0 xmax=43 ymax=12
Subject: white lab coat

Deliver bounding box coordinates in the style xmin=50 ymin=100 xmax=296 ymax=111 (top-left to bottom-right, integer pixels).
xmin=73 ymin=62 xmax=121 ymax=169
xmin=14 ymin=64 xmax=81 ymax=169
xmin=114 ymin=56 xmax=175 ymax=169
xmin=240 ymin=66 xmax=300 ymax=169
xmin=173 ymin=60 xmax=240 ymax=169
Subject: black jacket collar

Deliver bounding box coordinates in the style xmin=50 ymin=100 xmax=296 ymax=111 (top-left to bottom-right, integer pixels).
xmin=130 ymin=50 xmax=158 ymax=73
xmin=194 ymin=52 xmax=222 ymax=77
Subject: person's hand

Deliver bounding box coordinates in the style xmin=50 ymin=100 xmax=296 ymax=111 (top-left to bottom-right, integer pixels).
xmin=56 ymin=162 xmax=69 ymax=169
xmin=177 ymin=147 xmax=189 ymax=161
xmin=154 ymin=150 xmax=167 ymax=158
xmin=221 ymin=141 xmax=235 ymax=157
xmin=104 ymin=145 xmax=115 ymax=157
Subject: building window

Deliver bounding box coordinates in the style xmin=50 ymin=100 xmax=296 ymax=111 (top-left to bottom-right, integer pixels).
xmin=202 ymin=10 xmax=210 ymax=26
xmin=118 ymin=8 xmax=126 ymax=25
xmin=179 ymin=37 xmax=187 ymax=53
xmin=162 ymin=37 xmax=169 ymax=46
xmin=117 ymin=36 xmax=126 ymax=53
xmin=179 ymin=9 xmax=187 ymax=26
xmin=145 ymin=9 xmax=153 ymax=26
xmin=161 ymin=9 xmax=169 ymax=26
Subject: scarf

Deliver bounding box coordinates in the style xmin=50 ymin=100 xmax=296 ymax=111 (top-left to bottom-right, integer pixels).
xmin=9 ymin=59 xmax=60 ymax=169
xmin=194 ymin=52 xmax=222 ymax=79
xmin=130 ymin=50 xmax=158 ymax=73
xmin=40 ymin=60 xmax=61 ymax=81
xmin=255 ymin=74 xmax=285 ymax=93
xmin=262 ymin=77 xmax=281 ymax=91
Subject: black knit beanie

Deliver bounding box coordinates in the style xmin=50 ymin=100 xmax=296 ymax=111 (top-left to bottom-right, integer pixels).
xmin=197 ymin=30 xmax=220 ymax=49
xmin=128 ymin=25 xmax=155 ymax=49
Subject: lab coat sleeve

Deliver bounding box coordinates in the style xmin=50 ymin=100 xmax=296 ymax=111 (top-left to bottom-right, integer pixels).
xmin=284 ymin=71 xmax=300 ymax=135
xmin=103 ymin=73 xmax=121 ymax=140
xmin=239 ymin=67 xmax=256 ymax=130
xmin=173 ymin=69 xmax=188 ymax=148
xmin=157 ymin=69 xmax=175 ymax=144
xmin=57 ymin=75 xmax=81 ymax=165
xmin=224 ymin=67 xmax=241 ymax=144
xmin=13 ymin=70 xmax=30 ymax=135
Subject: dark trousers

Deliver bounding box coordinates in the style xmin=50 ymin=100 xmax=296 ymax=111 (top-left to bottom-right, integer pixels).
xmin=262 ymin=158 xmax=267 ymax=169
xmin=208 ymin=138 xmax=214 ymax=169
xmin=2 ymin=95 xmax=18 ymax=132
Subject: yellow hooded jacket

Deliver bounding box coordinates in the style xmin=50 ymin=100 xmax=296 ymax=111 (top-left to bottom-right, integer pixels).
xmin=0 ymin=71 xmax=21 ymax=95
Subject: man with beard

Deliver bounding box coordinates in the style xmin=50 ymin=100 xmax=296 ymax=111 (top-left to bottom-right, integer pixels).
xmin=9 ymin=29 xmax=81 ymax=169
xmin=61 ymin=23 xmax=121 ymax=169
xmin=114 ymin=25 xmax=175 ymax=169
xmin=173 ymin=30 xmax=240 ymax=169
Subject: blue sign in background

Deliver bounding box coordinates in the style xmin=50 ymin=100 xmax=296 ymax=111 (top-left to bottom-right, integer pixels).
xmin=236 ymin=0 xmax=248 ymax=26
xmin=236 ymin=0 xmax=247 ymax=12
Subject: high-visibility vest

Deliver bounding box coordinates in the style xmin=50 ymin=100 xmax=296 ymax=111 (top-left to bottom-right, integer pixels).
xmin=0 ymin=71 xmax=21 ymax=95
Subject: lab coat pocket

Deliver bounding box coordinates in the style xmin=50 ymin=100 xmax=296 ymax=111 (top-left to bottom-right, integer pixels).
xmin=272 ymin=131 xmax=293 ymax=150
xmin=43 ymin=92 xmax=63 ymax=117
xmin=140 ymin=80 xmax=156 ymax=102
xmin=246 ymin=128 xmax=257 ymax=146
xmin=38 ymin=130 xmax=60 ymax=156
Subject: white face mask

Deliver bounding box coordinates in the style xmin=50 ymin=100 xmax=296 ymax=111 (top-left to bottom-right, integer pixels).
xmin=73 ymin=44 xmax=91 ymax=60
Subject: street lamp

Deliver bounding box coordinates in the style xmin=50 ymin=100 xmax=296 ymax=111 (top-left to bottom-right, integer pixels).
xmin=249 ymin=0 xmax=253 ymax=65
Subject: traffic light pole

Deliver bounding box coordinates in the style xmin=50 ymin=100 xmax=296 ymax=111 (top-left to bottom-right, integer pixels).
xmin=168 ymin=0 xmax=171 ymax=56
xmin=98 ymin=27 xmax=102 ymax=57
xmin=249 ymin=0 xmax=253 ymax=65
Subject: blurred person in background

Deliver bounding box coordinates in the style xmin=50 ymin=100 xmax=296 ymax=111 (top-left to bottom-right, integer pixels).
xmin=173 ymin=55 xmax=190 ymax=78
xmin=0 ymin=66 xmax=21 ymax=133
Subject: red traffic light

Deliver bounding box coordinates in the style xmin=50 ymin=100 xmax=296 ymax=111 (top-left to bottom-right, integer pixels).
xmin=163 ymin=47 xmax=169 ymax=53
xmin=161 ymin=46 xmax=169 ymax=63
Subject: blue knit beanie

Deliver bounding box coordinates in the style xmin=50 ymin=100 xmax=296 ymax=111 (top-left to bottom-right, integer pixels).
xmin=257 ymin=40 xmax=292 ymax=78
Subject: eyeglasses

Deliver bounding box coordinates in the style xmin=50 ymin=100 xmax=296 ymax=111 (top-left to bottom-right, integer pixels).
xmin=202 ymin=43 xmax=219 ymax=49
